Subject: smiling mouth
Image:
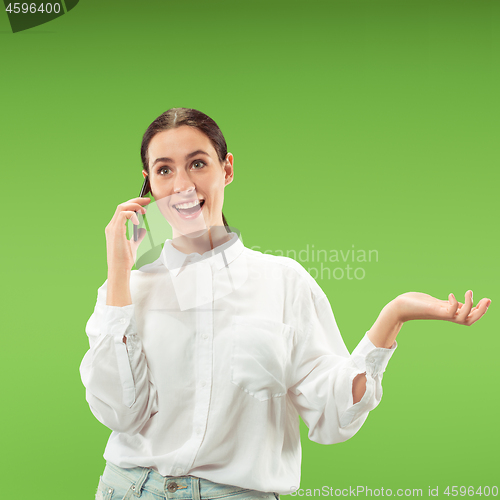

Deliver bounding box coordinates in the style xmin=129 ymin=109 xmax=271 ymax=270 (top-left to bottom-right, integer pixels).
xmin=173 ymin=199 xmax=205 ymax=215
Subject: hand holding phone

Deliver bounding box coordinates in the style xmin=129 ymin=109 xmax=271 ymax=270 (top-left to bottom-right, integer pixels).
xmin=104 ymin=195 xmax=151 ymax=275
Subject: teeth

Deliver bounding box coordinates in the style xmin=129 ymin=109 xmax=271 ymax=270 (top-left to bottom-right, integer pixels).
xmin=174 ymin=200 xmax=201 ymax=209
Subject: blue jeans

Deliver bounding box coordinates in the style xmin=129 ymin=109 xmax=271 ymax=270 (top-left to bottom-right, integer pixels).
xmin=96 ymin=461 xmax=280 ymax=500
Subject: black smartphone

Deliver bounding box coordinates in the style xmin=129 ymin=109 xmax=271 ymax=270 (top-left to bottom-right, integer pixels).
xmin=134 ymin=175 xmax=150 ymax=241
xmin=139 ymin=175 xmax=150 ymax=198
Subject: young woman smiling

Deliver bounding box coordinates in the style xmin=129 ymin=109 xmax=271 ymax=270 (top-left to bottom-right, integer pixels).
xmin=81 ymin=108 xmax=491 ymax=500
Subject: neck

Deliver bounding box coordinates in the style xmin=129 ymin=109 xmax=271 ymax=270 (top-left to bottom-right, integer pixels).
xmin=171 ymin=225 xmax=231 ymax=255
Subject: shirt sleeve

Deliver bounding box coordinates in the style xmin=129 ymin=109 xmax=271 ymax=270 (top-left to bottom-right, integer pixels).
xmin=287 ymin=289 xmax=397 ymax=445
xmin=79 ymin=280 xmax=159 ymax=435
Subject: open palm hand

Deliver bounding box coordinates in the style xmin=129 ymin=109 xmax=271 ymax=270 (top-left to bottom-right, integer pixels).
xmin=393 ymin=290 xmax=491 ymax=326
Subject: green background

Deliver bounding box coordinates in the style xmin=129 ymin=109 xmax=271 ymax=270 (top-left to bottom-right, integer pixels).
xmin=1 ymin=1 xmax=498 ymax=498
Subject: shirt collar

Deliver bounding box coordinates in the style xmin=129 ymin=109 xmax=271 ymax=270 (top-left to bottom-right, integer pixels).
xmin=160 ymin=231 xmax=244 ymax=277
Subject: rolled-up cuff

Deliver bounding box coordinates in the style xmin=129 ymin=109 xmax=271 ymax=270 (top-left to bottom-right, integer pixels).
xmin=101 ymin=305 xmax=137 ymax=408
xmin=339 ymin=371 xmax=378 ymax=428
xmin=350 ymin=331 xmax=397 ymax=376
xmin=339 ymin=333 xmax=397 ymax=428
xmin=103 ymin=304 xmax=137 ymax=340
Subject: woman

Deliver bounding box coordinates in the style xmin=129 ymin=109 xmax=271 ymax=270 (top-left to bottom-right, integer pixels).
xmin=80 ymin=108 xmax=491 ymax=500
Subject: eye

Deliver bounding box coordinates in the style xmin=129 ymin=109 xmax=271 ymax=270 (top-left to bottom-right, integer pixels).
xmin=157 ymin=166 xmax=171 ymax=176
xmin=191 ymin=160 xmax=206 ymax=169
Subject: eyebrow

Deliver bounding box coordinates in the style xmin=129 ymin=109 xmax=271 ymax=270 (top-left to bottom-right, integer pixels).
xmin=152 ymin=150 xmax=210 ymax=167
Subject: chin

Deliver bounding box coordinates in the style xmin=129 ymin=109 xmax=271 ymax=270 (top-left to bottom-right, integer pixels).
xmin=183 ymin=228 xmax=210 ymax=239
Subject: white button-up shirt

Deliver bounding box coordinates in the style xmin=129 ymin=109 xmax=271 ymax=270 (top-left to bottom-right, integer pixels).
xmin=80 ymin=231 xmax=396 ymax=494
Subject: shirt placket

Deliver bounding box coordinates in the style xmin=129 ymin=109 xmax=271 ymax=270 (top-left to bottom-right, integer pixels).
xmin=171 ymin=260 xmax=214 ymax=476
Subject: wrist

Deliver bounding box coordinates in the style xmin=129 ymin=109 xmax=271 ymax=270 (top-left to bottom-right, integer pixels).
xmin=383 ymin=297 xmax=406 ymax=325
xmin=367 ymin=301 xmax=403 ymax=349
xmin=107 ymin=267 xmax=132 ymax=279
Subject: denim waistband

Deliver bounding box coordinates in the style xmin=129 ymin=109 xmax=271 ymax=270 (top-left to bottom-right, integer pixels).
xmin=103 ymin=461 xmax=274 ymax=499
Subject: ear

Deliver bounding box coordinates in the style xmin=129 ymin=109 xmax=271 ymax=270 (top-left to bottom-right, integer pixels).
xmin=223 ymin=153 xmax=234 ymax=186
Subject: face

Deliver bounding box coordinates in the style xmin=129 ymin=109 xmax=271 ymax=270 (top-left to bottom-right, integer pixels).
xmin=144 ymin=125 xmax=233 ymax=238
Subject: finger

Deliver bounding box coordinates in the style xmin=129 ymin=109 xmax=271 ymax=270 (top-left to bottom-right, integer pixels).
xmin=447 ymin=293 xmax=459 ymax=318
xmin=463 ymin=298 xmax=491 ymax=326
xmin=469 ymin=301 xmax=481 ymax=313
xmin=115 ymin=202 xmax=149 ymax=216
xmin=127 ymin=197 xmax=151 ymax=205
xmin=444 ymin=293 xmax=459 ymax=320
xmin=455 ymin=290 xmax=473 ymax=323
xmin=117 ymin=210 xmax=140 ymax=226
xmin=113 ymin=198 xmax=150 ymax=215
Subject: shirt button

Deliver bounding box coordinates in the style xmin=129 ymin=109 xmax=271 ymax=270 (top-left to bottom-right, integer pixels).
xmin=175 ymin=468 xmax=183 ymax=475
xmin=201 ymin=380 xmax=206 ymax=387
xmin=202 ymin=334 xmax=208 ymax=340
xmin=196 ymin=428 xmax=202 ymax=434
xmin=120 ymin=318 xmax=127 ymax=325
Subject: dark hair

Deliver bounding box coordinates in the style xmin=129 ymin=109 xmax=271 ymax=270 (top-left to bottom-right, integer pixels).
xmin=141 ymin=108 xmax=230 ymax=231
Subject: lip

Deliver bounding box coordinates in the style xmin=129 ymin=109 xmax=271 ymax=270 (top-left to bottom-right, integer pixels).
xmin=172 ymin=199 xmax=205 ymax=220
xmin=171 ymin=198 xmax=204 ymax=208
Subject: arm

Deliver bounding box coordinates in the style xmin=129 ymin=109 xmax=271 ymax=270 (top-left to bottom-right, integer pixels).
xmin=107 ymin=267 xmax=133 ymax=344
xmin=351 ymin=304 xmax=402 ymax=404
xmin=104 ymin=196 xmax=149 ymax=307
xmin=79 ymin=279 xmax=158 ymax=435
xmin=287 ymin=290 xmax=396 ymax=445
xmin=352 ymin=290 xmax=491 ymax=403
xmin=107 ymin=268 xmax=132 ymax=307
xmin=369 ymin=290 xmax=490 ymax=346
xmin=80 ymin=196 xmax=158 ymax=435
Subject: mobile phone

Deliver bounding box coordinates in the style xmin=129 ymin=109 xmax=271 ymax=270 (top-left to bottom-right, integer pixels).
xmin=133 ymin=175 xmax=150 ymax=241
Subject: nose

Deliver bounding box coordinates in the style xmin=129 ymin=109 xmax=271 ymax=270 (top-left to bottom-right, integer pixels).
xmin=173 ymin=169 xmax=195 ymax=195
